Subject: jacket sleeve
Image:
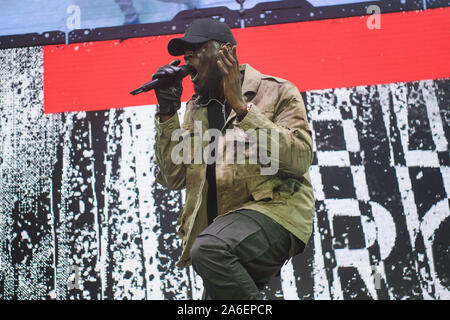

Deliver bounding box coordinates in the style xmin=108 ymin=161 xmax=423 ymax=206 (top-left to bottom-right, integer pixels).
xmin=154 ymin=106 xmax=193 ymax=190
xmin=236 ymin=82 xmax=313 ymax=178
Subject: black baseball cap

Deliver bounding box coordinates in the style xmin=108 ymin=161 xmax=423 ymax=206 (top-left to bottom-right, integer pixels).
xmin=168 ymin=18 xmax=236 ymax=56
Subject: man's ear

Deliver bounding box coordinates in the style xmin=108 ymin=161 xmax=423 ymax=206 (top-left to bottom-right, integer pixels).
xmin=223 ymin=42 xmax=233 ymax=51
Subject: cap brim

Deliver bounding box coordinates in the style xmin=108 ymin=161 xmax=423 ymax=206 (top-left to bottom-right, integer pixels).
xmin=168 ymin=35 xmax=209 ymax=56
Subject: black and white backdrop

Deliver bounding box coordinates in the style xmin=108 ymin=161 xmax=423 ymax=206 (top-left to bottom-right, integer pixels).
xmin=0 ymin=46 xmax=448 ymax=300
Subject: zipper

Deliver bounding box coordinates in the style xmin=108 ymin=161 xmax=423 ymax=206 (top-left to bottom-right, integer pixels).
xmin=222 ymin=103 xmax=226 ymax=125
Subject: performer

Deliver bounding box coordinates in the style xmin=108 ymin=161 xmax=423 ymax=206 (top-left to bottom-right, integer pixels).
xmin=153 ymin=18 xmax=315 ymax=300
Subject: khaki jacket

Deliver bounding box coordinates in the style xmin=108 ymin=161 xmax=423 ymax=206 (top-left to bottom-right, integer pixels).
xmin=154 ymin=63 xmax=315 ymax=268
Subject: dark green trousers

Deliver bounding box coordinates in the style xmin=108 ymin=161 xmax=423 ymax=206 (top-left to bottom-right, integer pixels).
xmin=190 ymin=209 xmax=305 ymax=300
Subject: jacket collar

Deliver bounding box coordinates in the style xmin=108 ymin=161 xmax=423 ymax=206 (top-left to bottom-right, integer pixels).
xmin=240 ymin=63 xmax=262 ymax=96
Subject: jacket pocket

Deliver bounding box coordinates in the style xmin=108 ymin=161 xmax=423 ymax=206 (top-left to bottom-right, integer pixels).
xmin=247 ymin=176 xmax=286 ymax=203
xmin=251 ymin=188 xmax=273 ymax=201
xmin=247 ymin=177 xmax=278 ymax=201
xmin=222 ymin=127 xmax=258 ymax=165
xmin=276 ymin=177 xmax=299 ymax=198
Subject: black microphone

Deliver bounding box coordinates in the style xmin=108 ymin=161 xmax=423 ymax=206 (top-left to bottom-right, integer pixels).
xmin=130 ymin=64 xmax=193 ymax=95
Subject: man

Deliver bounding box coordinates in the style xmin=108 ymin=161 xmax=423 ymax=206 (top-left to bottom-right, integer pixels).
xmin=153 ymin=18 xmax=314 ymax=300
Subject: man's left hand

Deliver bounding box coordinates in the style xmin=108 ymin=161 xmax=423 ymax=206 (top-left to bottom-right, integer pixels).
xmin=217 ymin=44 xmax=248 ymax=120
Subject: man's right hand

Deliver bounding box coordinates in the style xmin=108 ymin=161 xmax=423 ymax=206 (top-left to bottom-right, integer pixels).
xmin=153 ymin=59 xmax=184 ymax=119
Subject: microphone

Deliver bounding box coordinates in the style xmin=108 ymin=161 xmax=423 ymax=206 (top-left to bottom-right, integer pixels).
xmin=130 ymin=64 xmax=193 ymax=95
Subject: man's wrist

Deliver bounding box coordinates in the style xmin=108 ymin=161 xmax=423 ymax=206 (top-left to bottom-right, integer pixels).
xmin=235 ymin=102 xmax=251 ymax=121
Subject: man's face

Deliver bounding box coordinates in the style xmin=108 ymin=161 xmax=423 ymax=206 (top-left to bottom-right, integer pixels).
xmin=183 ymin=41 xmax=222 ymax=97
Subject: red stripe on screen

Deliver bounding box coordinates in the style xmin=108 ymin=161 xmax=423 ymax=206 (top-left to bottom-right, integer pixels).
xmin=43 ymin=7 xmax=450 ymax=113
